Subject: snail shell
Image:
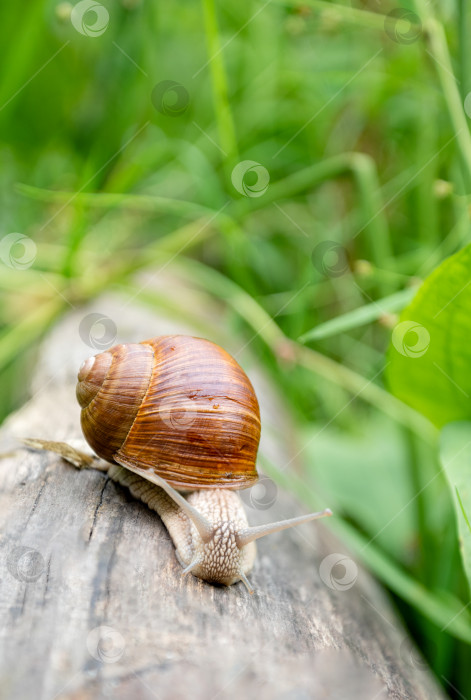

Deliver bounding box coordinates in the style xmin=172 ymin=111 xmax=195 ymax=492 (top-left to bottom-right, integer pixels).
xmin=76 ymin=335 xmax=261 ymax=490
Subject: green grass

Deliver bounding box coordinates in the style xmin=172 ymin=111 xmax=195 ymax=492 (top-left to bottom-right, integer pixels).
xmin=1 ymin=0 xmax=471 ymax=695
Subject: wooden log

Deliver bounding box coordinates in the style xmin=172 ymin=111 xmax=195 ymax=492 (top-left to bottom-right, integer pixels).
xmin=0 ymin=297 xmax=445 ymax=700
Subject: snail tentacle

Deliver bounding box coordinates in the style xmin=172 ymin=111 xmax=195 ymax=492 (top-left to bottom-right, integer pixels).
xmin=23 ymin=334 xmax=333 ymax=593
xmin=236 ymin=508 xmax=333 ymax=547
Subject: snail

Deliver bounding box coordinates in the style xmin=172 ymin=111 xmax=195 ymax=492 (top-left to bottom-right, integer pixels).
xmin=27 ymin=335 xmax=332 ymax=593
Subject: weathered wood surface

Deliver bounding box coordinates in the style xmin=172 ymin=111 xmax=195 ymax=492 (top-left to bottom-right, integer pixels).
xmin=0 ymin=297 xmax=445 ymax=700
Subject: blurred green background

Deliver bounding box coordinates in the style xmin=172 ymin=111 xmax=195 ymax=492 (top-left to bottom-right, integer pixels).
xmin=2 ymin=0 xmax=471 ymax=696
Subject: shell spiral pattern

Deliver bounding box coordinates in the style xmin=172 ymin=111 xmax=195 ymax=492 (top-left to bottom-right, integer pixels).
xmin=76 ymin=335 xmax=261 ymax=490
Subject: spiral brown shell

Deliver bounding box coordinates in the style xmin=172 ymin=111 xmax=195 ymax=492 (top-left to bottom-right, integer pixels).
xmin=76 ymin=335 xmax=261 ymax=490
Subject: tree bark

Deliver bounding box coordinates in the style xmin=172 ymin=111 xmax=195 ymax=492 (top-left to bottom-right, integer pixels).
xmin=0 ymin=296 xmax=445 ymax=700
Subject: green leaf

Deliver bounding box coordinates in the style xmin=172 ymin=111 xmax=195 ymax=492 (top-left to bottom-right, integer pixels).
xmin=261 ymin=452 xmax=471 ymax=643
xmin=298 ymin=417 xmax=417 ymax=557
xmin=387 ymin=244 xmax=471 ymax=426
xmin=439 ymin=421 xmax=471 ymax=596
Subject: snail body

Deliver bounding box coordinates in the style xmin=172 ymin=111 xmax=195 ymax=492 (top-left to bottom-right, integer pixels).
xmin=58 ymin=334 xmax=331 ymax=592
xmin=107 ymin=463 xmax=257 ymax=588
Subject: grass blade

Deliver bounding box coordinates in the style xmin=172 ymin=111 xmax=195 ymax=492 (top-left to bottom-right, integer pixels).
xmin=299 ymin=287 xmax=417 ymax=343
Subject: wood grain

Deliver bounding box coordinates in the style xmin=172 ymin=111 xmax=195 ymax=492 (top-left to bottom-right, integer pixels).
xmin=0 ymin=297 xmax=445 ymax=700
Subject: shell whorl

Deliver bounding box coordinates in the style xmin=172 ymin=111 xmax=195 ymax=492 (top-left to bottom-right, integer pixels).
xmin=77 ymin=343 xmax=154 ymax=463
xmin=76 ymin=335 xmax=261 ymax=490
xmin=76 ymin=352 xmax=111 ymax=408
